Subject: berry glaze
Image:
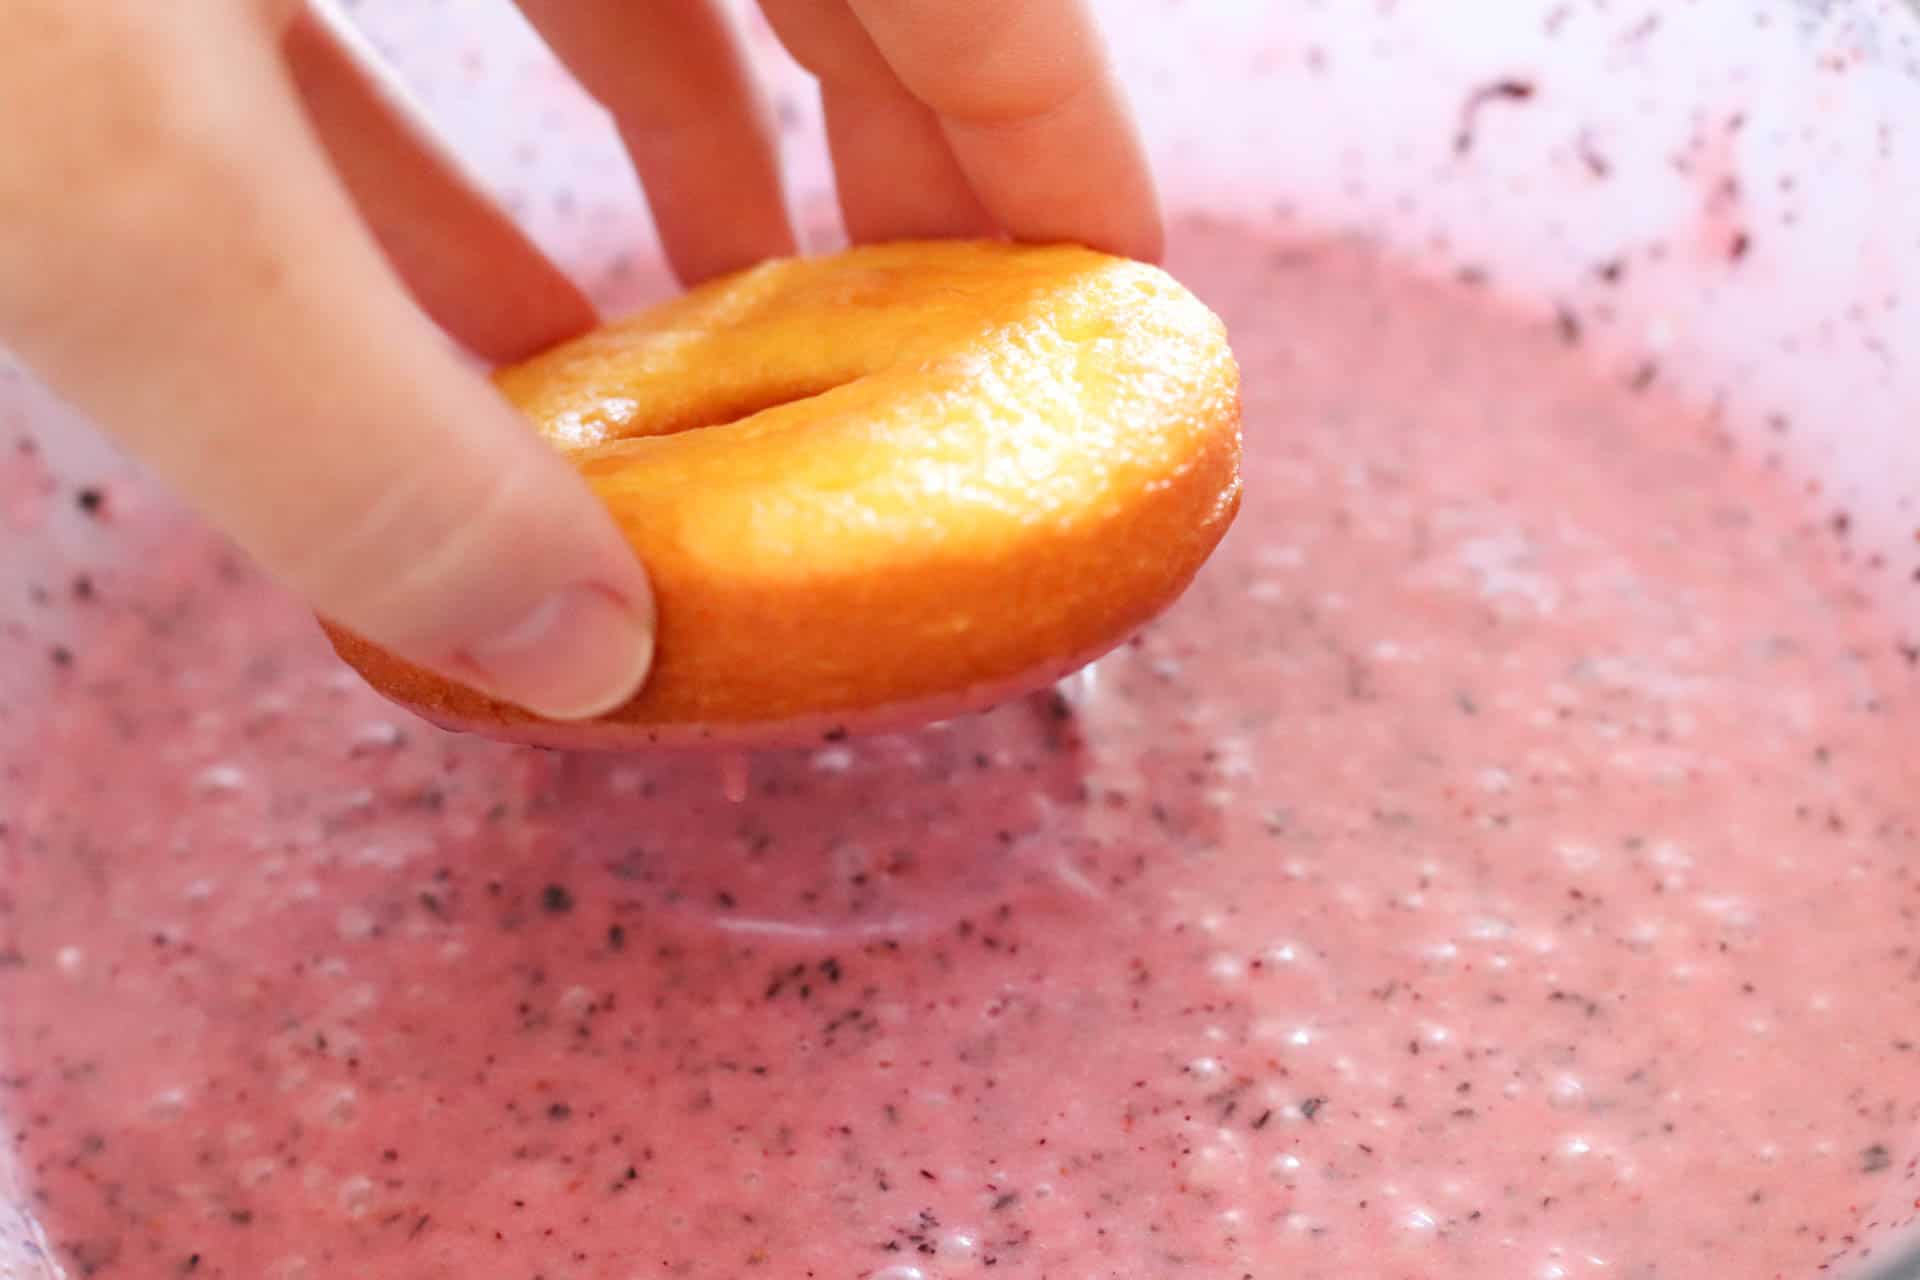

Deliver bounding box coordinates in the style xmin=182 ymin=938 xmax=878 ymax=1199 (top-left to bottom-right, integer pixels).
xmin=3 ymin=228 xmax=1918 ymax=1279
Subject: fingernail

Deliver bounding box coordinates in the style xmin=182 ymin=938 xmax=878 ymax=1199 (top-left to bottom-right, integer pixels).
xmin=458 ymin=584 xmax=654 ymax=720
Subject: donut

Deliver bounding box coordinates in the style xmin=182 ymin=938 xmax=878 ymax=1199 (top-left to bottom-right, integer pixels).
xmin=325 ymin=240 xmax=1241 ymax=748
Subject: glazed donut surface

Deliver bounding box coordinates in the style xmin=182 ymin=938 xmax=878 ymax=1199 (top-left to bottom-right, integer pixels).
xmin=327 ymin=240 xmax=1242 ymax=747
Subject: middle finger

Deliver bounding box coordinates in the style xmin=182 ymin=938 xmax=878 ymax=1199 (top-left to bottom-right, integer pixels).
xmin=516 ymin=0 xmax=797 ymax=285
xmin=759 ymin=0 xmax=992 ymax=245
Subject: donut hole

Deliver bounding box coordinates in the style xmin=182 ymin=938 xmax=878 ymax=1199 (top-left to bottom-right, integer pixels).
xmin=544 ymin=374 xmax=861 ymax=455
xmin=607 ymin=376 xmax=856 ymax=443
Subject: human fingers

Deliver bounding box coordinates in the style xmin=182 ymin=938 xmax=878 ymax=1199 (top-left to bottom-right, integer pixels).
xmin=758 ymin=0 xmax=993 ymax=244
xmin=0 ymin=4 xmax=654 ymax=720
xmin=842 ymin=0 xmax=1163 ymax=261
xmin=283 ymin=2 xmax=598 ymax=363
xmin=515 ymin=0 xmax=796 ymax=284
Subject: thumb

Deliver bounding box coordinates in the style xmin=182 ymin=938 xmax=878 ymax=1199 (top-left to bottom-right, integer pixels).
xmin=0 ymin=10 xmax=653 ymax=720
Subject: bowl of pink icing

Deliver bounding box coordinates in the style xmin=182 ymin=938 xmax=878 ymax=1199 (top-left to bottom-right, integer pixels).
xmin=3 ymin=3 xmax=1919 ymax=1277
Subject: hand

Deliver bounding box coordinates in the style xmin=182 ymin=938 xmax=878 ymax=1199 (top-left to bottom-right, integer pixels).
xmin=0 ymin=0 xmax=1161 ymax=720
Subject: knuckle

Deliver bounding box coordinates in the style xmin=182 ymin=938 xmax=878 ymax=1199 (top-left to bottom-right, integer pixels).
xmin=294 ymin=458 xmax=536 ymax=642
xmin=946 ymin=67 xmax=1094 ymax=130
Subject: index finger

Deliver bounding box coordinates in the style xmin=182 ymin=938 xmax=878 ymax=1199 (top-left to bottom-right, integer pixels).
xmin=845 ymin=0 xmax=1162 ymax=262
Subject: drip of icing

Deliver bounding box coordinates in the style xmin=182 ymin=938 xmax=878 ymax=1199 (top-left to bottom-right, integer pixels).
xmin=719 ymin=750 xmax=751 ymax=804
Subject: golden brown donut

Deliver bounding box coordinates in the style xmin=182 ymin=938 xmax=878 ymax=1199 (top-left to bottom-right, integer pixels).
xmin=326 ymin=240 xmax=1242 ymax=747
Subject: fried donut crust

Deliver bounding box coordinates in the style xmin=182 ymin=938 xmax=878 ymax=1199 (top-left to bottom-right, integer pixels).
xmin=325 ymin=241 xmax=1241 ymax=747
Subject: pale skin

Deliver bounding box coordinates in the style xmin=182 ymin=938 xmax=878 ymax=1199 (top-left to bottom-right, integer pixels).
xmin=0 ymin=0 xmax=1162 ymax=720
